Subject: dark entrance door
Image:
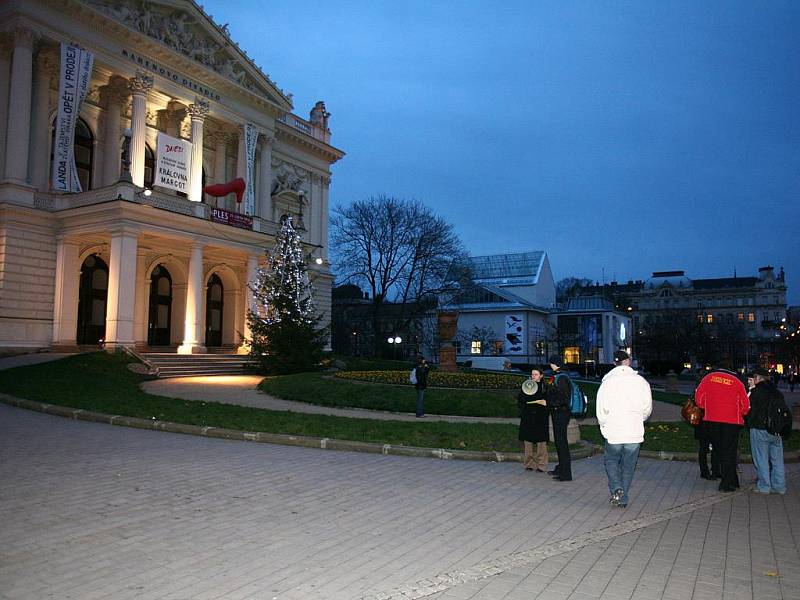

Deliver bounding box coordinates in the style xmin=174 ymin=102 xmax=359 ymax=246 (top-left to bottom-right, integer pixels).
xmin=76 ymin=255 xmax=108 ymax=345
xmin=147 ymin=265 xmax=172 ymax=347
xmin=205 ymin=274 xmax=223 ymax=347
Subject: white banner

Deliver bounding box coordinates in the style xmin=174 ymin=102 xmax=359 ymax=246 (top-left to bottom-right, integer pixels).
xmin=155 ymin=132 xmax=192 ymax=193
xmin=52 ymin=43 xmax=94 ymax=193
xmin=244 ymin=123 xmax=258 ymax=215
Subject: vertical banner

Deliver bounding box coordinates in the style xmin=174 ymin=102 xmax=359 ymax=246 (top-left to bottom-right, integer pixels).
xmin=155 ymin=132 xmax=192 ymax=193
xmin=52 ymin=43 xmax=94 ymax=193
xmin=504 ymin=314 xmax=524 ymax=354
xmin=244 ymin=123 xmax=258 ymax=215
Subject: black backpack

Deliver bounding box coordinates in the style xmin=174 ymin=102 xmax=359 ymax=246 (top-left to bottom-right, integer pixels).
xmin=763 ymin=388 xmax=792 ymax=438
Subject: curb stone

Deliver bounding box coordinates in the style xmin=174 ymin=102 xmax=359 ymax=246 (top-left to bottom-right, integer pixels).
xmin=0 ymin=392 xmax=596 ymax=462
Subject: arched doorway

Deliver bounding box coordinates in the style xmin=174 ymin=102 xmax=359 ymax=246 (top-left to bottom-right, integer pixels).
xmin=205 ymin=273 xmax=223 ymax=347
xmin=51 ymin=116 xmax=94 ymax=191
xmin=147 ymin=265 xmax=172 ymax=347
xmin=76 ymin=254 xmax=108 ymax=345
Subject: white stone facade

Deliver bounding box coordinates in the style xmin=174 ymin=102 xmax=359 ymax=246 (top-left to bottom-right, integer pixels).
xmin=0 ymin=0 xmax=343 ymax=352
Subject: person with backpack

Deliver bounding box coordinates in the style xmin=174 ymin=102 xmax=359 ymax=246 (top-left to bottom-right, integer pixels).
xmin=546 ymin=355 xmax=573 ymax=481
xmin=694 ymin=364 xmax=750 ymax=492
xmin=412 ymin=355 xmax=430 ymax=418
xmin=747 ymin=367 xmax=789 ymax=495
xmin=596 ymin=350 xmax=653 ymax=508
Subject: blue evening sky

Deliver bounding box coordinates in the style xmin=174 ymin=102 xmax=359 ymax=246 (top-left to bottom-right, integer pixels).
xmin=201 ymin=1 xmax=800 ymax=302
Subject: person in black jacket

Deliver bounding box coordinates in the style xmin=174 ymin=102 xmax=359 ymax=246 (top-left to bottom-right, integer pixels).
xmin=547 ymin=355 xmax=573 ymax=481
xmin=518 ymin=367 xmax=550 ymax=472
xmin=747 ymin=368 xmax=787 ymax=495
xmin=413 ymin=355 xmax=430 ymax=418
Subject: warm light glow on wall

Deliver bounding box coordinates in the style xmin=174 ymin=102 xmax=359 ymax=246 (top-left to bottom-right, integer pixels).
xmin=564 ymin=347 xmax=580 ymax=364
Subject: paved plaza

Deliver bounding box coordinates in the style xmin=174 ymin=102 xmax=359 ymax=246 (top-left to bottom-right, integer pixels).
xmin=1 ymin=403 xmax=799 ymax=600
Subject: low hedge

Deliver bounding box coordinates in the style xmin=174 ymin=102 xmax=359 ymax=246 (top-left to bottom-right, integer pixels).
xmin=334 ymin=369 xmax=526 ymax=389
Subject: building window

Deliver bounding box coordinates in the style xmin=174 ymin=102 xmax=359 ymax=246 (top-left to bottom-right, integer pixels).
xmin=144 ymin=144 xmax=155 ymax=188
xmin=564 ymin=347 xmax=580 ymax=364
xmin=748 ymin=312 xmax=755 ymax=323
xmin=697 ymin=314 xmax=703 ymax=324
xmin=50 ymin=116 xmax=94 ymax=191
xmin=738 ymin=313 xmax=744 ymax=321
xmin=493 ymin=341 xmax=504 ymax=355
xmin=726 ymin=313 xmax=733 ymax=324
xmin=706 ymin=314 xmax=713 ymax=324
xmin=470 ymin=340 xmax=482 ymax=354
xmin=453 ymin=340 xmax=461 ymax=353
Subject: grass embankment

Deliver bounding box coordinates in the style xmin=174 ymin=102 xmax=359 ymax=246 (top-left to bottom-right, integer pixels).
xmin=0 ymin=353 xmax=525 ymax=452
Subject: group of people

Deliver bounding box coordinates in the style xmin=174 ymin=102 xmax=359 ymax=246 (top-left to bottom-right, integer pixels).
xmin=694 ymin=365 xmax=789 ymax=495
xmin=518 ymin=350 xmax=653 ymax=504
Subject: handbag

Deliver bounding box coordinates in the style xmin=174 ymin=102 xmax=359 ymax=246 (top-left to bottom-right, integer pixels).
xmin=681 ymin=396 xmax=703 ymax=427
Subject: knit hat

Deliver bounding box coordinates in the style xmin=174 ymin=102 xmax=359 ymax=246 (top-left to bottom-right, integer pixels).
xmin=548 ymin=355 xmax=562 ymax=367
xmin=613 ymin=350 xmax=630 ymax=363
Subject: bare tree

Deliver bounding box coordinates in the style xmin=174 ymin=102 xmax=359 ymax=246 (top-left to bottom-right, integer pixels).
xmin=556 ymin=277 xmax=593 ymax=304
xmin=331 ymin=195 xmax=466 ymax=355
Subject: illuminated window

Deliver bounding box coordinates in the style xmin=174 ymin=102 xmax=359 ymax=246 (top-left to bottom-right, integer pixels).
xmin=748 ymin=312 xmax=755 ymax=323
xmin=493 ymin=341 xmax=504 ymax=355
xmin=737 ymin=313 xmax=744 ymax=321
xmin=564 ymin=347 xmax=580 ymax=364
xmin=697 ymin=314 xmax=703 ymax=324
xmin=470 ymin=340 xmax=482 ymax=354
xmin=706 ymin=314 xmax=713 ymax=324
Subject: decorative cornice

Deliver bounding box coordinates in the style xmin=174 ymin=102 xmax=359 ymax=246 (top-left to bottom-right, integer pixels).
xmin=274 ymin=124 xmax=345 ymax=165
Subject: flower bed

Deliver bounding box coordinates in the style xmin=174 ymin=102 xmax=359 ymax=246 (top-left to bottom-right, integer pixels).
xmin=334 ymin=369 xmax=526 ymax=390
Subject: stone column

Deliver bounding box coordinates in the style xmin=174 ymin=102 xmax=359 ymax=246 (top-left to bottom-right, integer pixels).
xmin=99 ymin=76 xmax=130 ymax=186
xmin=208 ymin=129 xmax=229 ymax=209
xmin=187 ymin=100 xmax=208 ymax=203
xmin=0 ymin=36 xmax=12 ymax=178
xmin=320 ymin=175 xmax=331 ymax=260
xmin=30 ymin=45 xmax=59 ymax=191
xmin=51 ymin=236 xmax=81 ymax=349
xmin=258 ymin=134 xmax=274 ymax=221
xmin=105 ymin=227 xmax=140 ymax=350
xmin=133 ymin=249 xmax=149 ymax=348
xmin=238 ymin=253 xmax=259 ymax=354
xmin=4 ymin=26 xmax=35 ymax=184
xmin=310 ymin=173 xmax=323 ymax=247
xmin=235 ymin=124 xmax=247 ymax=213
xmin=127 ymin=72 xmax=153 ymax=187
xmin=178 ymin=242 xmax=206 ymax=354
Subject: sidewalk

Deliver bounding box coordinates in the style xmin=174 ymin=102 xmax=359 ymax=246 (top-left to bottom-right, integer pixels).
xmin=0 ymin=403 xmax=797 ymax=600
xmin=142 ymin=375 xmax=684 ymax=424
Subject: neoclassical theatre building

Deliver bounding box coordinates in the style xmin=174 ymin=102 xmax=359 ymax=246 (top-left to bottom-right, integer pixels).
xmin=0 ymin=0 xmax=344 ymax=353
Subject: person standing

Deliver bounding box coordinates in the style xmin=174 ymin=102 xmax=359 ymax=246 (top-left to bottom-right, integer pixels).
xmin=747 ymin=368 xmax=788 ymax=495
xmin=518 ymin=367 xmax=550 ymax=472
xmin=596 ymin=350 xmax=653 ymax=508
xmin=694 ymin=365 xmax=750 ymax=492
xmin=413 ymin=355 xmax=430 ymax=418
xmin=547 ymin=355 xmax=573 ymax=481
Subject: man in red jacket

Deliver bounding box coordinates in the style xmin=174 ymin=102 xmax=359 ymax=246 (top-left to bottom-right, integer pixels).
xmin=694 ymin=366 xmax=750 ymax=492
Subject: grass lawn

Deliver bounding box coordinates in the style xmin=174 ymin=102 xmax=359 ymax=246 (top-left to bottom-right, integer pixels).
xmin=0 ymin=352 xmax=526 ymax=452
xmin=259 ymin=373 xmax=688 ymax=419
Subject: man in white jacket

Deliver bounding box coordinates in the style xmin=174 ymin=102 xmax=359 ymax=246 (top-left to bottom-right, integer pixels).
xmin=596 ymin=350 xmax=653 ymax=508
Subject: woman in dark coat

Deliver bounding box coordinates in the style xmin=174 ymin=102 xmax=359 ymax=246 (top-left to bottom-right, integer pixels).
xmin=518 ymin=367 xmax=550 ymax=472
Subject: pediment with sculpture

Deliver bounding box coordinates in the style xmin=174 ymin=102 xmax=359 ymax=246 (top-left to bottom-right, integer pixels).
xmin=82 ymin=0 xmax=289 ymax=105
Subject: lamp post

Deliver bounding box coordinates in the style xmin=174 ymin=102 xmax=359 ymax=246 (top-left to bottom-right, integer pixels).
xmin=387 ymin=335 xmax=402 ymax=360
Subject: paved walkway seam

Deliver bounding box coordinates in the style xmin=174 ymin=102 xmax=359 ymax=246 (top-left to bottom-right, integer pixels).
xmin=359 ymin=471 xmax=800 ymax=600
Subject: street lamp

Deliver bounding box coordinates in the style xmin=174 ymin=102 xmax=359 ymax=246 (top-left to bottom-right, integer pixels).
xmin=387 ymin=336 xmax=402 ymax=360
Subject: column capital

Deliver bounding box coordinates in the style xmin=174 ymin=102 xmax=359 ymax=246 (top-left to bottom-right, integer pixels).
xmin=206 ymin=129 xmax=232 ymax=146
xmin=188 ymin=99 xmax=209 ymax=121
xmin=10 ymin=25 xmax=36 ymax=50
xmin=35 ymin=46 xmax=59 ymax=79
xmin=127 ymin=71 xmax=153 ymax=96
xmin=259 ymin=133 xmax=276 ymax=149
xmin=100 ymin=78 xmax=130 ymax=108
xmin=0 ymin=32 xmax=13 ymax=57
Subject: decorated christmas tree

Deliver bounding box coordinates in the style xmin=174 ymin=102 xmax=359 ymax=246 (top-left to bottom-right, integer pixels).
xmin=247 ymin=215 xmax=327 ymax=374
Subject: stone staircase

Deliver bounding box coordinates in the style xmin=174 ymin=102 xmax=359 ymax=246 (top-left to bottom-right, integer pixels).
xmin=142 ymin=350 xmax=257 ymax=378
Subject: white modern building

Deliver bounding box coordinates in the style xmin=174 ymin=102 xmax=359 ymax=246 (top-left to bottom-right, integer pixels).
xmin=0 ymin=0 xmax=343 ymax=353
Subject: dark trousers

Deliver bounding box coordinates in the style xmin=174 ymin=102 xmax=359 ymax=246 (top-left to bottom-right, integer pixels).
xmin=708 ymin=422 xmax=741 ymax=490
xmin=697 ymin=427 xmax=720 ymax=478
xmin=551 ymin=410 xmax=572 ymax=479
